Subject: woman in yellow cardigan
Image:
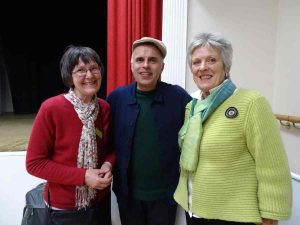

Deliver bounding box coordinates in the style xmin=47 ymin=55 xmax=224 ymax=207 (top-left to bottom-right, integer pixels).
xmin=174 ymin=32 xmax=292 ymax=225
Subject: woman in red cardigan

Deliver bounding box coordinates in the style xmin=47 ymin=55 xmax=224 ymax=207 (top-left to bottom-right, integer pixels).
xmin=26 ymin=45 xmax=115 ymax=225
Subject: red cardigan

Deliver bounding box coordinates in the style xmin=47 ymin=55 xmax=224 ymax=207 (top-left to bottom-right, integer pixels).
xmin=26 ymin=94 xmax=115 ymax=209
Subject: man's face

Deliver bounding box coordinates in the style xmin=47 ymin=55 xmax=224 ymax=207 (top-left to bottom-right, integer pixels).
xmin=131 ymin=45 xmax=164 ymax=91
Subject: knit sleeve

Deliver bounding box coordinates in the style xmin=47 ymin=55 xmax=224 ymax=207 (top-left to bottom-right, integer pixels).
xmin=26 ymin=100 xmax=86 ymax=185
xmin=244 ymin=95 xmax=292 ymax=220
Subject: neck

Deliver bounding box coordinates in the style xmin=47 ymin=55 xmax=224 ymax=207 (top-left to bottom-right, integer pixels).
xmin=73 ymin=90 xmax=94 ymax=104
xmin=202 ymin=92 xmax=210 ymax=99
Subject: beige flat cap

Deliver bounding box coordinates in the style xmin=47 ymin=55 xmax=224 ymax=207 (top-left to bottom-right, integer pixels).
xmin=132 ymin=37 xmax=167 ymax=59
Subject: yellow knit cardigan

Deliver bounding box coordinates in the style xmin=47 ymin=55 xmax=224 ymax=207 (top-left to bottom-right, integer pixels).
xmin=174 ymin=89 xmax=292 ymax=223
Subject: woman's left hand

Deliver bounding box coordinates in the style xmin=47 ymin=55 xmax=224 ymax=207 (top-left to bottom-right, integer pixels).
xmin=260 ymin=218 xmax=278 ymax=225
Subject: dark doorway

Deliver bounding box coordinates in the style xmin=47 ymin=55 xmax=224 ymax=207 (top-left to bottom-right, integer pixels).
xmin=0 ymin=2 xmax=107 ymax=114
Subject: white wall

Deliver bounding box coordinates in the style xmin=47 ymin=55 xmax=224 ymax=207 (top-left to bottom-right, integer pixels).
xmin=0 ymin=152 xmax=44 ymax=225
xmin=186 ymin=0 xmax=278 ymax=103
xmin=273 ymin=0 xmax=300 ymax=175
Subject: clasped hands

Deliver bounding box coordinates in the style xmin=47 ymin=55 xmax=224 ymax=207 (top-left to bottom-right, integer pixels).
xmin=84 ymin=162 xmax=113 ymax=190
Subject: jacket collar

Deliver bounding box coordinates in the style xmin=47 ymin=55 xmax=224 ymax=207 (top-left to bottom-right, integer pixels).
xmin=127 ymin=81 xmax=164 ymax=105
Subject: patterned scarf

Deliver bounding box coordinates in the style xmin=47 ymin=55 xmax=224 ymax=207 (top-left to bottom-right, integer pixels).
xmin=64 ymin=89 xmax=99 ymax=209
xmin=178 ymin=79 xmax=236 ymax=172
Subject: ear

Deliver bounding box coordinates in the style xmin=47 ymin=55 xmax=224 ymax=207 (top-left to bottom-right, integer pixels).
xmin=225 ymin=71 xmax=230 ymax=79
xmin=131 ymin=63 xmax=134 ymax=73
xmin=161 ymin=62 xmax=165 ymax=73
xmin=69 ymin=80 xmax=75 ymax=88
xmin=224 ymin=67 xmax=230 ymax=79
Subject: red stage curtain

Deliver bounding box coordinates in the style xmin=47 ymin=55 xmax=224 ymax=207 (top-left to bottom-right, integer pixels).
xmin=107 ymin=0 xmax=163 ymax=95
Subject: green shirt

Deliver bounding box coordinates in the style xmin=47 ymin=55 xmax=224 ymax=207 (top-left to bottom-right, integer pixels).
xmin=129 ymin=89 xmax=166 ymax=201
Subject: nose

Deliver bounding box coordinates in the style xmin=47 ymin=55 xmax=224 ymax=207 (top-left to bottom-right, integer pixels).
xmin=85 ymin=69 xmax=93 ymax=78
xmin=142 ymin=60 xmax=149 ymax=67
xmin=199 ymin=61 xmax=208 ymax=70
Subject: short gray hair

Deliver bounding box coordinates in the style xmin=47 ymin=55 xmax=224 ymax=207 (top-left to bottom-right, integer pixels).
xmin=187 ymin=32 xmax=233 ymax=76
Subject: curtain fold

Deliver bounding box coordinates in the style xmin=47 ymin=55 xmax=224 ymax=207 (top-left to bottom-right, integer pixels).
xmin=107 ymin=0 xmax=163 ymax=95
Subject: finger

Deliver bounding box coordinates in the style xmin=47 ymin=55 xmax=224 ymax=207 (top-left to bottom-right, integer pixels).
xmin=97 ymin=176 xmax=112 ymax=184
xmin=103 ymin=171 xmax=113 ymax=179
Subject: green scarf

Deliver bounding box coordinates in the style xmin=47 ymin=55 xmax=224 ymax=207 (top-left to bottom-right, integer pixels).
xmin=178 ymin=79 xmax=236 ymax=172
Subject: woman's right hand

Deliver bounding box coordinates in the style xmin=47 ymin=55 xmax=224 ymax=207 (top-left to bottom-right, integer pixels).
xmin=84 ymin=168 xmax=113 ymax=190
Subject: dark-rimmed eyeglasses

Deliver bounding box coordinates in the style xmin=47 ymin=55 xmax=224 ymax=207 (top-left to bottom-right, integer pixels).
xmin=72 ymin=66 xmax=101 ymax=78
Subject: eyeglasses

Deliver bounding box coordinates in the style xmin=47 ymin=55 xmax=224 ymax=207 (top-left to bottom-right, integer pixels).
xmin=72 ymin=66 xmax=101 ymax=78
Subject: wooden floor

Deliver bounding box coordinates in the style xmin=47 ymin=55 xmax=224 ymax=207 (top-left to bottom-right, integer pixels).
xmin=0 ymin=113 xmax=35 ymax=151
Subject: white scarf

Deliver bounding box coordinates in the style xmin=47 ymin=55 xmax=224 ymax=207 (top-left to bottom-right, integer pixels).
xmin=64 ymin=89 xmax=99 ymax=209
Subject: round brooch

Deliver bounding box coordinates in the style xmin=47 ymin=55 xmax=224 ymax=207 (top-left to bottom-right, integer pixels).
xmin=225 ymin=107 xmax=238 ymax=118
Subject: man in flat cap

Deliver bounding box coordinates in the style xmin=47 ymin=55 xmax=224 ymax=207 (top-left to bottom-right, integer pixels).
xmin=107 ymin=37 xmax=191 ymax=225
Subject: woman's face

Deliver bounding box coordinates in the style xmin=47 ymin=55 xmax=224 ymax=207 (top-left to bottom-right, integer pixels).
xmin=191 ymin=46 xmax=226 ymax=97
xmin=72 ymin=58 xmax=101 ymax=103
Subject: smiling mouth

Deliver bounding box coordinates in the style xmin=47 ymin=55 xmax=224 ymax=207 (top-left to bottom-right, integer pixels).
xmin=140 ymin=72 xmax=151 ymax=75
xmin=139 ymin=72 xmax=153 ymax=79
xmin=200 ymin=75 xmax=212 ymax=79
xmin=83 ymin=80 xmax=97 ymax=86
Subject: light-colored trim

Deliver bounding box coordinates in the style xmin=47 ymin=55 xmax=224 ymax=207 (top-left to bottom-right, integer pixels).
xmin=161 ymin=0 xmax=187 ymax=88
xmin=291 ymin=172 xmax=300 ymax=182
xmin=0 ymin=151 xmax=26 ymax=156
